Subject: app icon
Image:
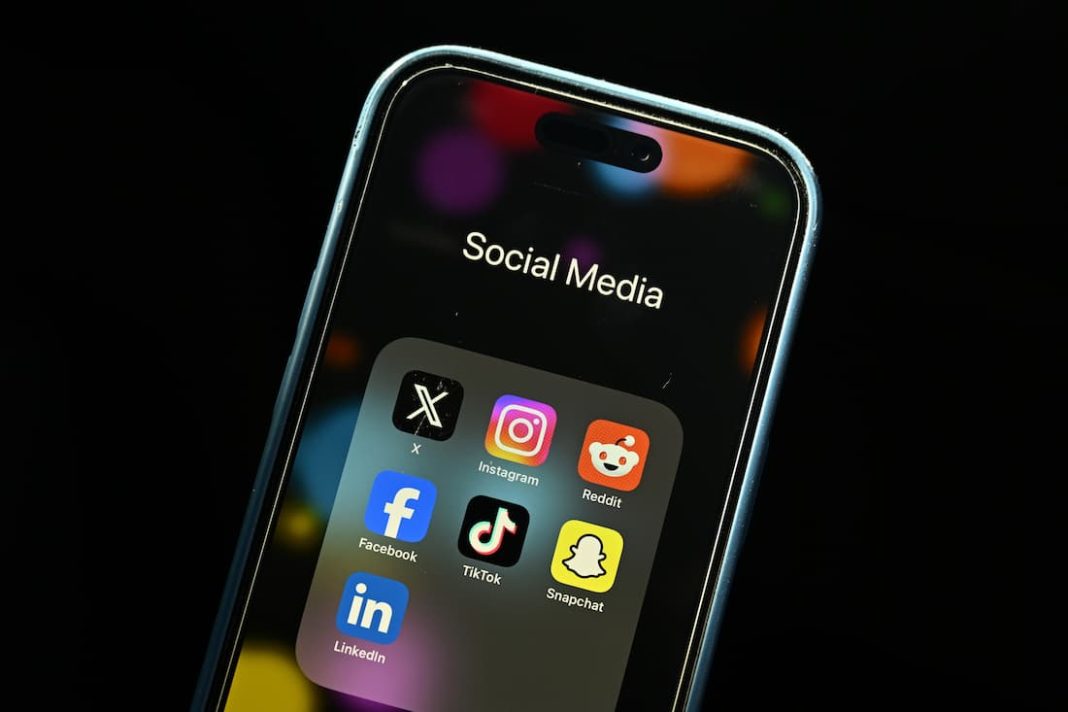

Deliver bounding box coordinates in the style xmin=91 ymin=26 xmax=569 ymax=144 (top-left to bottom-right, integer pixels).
xmin=484 ymin=395 xmax=557 ymax=466
xmin=364 ymin=471 xmax=437 ymax=543
xmin=457 ymin=495 xmax=530 ymax=567
xmin=550 ymin=520 xmax=624 ymax=593
xmin=335 ymin=572 xmax=409 ymax=644
xmin=392 ymin=370 xmax=463 ymax=440
xmin=578 ymin=419 xmax=650 ymax=492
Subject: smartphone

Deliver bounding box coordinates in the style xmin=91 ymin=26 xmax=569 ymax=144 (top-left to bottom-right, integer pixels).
xmin=195 ymin=46 xmax=819 ymax=711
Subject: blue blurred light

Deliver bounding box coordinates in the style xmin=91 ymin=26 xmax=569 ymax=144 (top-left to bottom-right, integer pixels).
xmin=293 ymin=399 xmax=361 ymax=516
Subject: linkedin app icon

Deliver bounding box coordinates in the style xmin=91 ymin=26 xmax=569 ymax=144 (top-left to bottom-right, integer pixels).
xmin=335 ymin=572 xmax=409 ymax=644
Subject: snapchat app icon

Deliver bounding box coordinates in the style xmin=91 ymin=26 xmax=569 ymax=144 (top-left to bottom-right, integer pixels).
xmin=550 ymin=520 xmax=624 ymax=593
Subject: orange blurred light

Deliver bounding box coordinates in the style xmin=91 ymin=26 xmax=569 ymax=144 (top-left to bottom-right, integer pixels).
xmin=324 ymin=331 xmax=359 ymax=370
xmin=658 ymin=131 xmax=750 ymax=197
xmin=225 ymin=644 xmax=315 ymax=712
xmin=740 ymin=306 xmax=768 ymax=376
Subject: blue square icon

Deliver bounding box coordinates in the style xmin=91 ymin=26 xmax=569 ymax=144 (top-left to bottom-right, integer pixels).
xmin=364 ymin=471 xmax=437 ymax=543
xmin=335 ymin=572 xmax=409 ymax=644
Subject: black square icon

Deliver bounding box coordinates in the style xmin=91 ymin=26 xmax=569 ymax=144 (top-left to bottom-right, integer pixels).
xmin=458 ymin=496 xmax=530 ymax=567
xmin=392 ymin=370 xmax=463 ymax=440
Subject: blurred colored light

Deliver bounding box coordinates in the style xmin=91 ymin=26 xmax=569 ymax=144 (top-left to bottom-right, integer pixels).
xmin=294 ymin=400 xmax=361 ymax=517
xmin=416 ymin=128 xmax=503 ymax=215
xmin=226 ymin=644 xmax=314 ymax=712
xmin=333 ymin=691 xmax=404 ymax=711
xmin=588 ymin=118 xmax=751 ymax=199
xmin=657 ymin=129 xmax=750 ymax=197
xmin=740 ymin=306 xmax=768 ymax=375
xmin=276 ymin=500 xmax=322 ymax=549
xmin=760 ymin=185 xmax=791 ymax=221
xmin=589 ymin=160 xmax=658 ymax=197
xmin=324 ymin=331 xmax=360 ymax=370
xmin=469 ymin=81 xmax=571 ymax=150
xmin=588 ymin=118 xmax=660 ymax=198
xmin=562 ymin=235 xmax=604 ymax=269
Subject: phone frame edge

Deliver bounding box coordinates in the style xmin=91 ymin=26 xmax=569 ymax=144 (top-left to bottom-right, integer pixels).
xmin=192 ymin=44 xmax=822 ymax=711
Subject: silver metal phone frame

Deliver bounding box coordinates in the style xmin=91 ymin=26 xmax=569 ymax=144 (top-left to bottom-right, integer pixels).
xmin=194 ymin=45 xmax=821 ymax=711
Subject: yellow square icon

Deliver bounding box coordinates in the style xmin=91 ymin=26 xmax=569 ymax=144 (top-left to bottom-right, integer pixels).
xmin=550 ymin=520 xmax=624 ymax=593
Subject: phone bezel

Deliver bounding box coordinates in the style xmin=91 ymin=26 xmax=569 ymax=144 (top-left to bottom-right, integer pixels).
xmin=193 ymin=45 xmax=821 ymax=711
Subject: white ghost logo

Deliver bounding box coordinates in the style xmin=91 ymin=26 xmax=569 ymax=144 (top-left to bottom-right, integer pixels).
xmin=562 ymin=534 xmax=607 ymax=578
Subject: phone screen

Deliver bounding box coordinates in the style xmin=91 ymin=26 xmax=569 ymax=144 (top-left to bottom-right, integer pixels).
xmin=220 ymin=69 xmax=800 ymax=711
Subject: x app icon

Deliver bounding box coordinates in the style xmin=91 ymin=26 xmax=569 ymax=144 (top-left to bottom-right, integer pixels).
xmin=408 ymin=384 xmax=448 ymax=427
xmin=392 ymin=370 xmax=463 ymax=440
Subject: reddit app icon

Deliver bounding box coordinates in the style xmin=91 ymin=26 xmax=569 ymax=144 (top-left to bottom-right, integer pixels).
xmin=578 ymin=419 xmax=650 ymax=492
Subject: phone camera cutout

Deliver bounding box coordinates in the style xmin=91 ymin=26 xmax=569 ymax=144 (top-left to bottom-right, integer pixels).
xmin=536 ymin=114 xmax=661 ymax=173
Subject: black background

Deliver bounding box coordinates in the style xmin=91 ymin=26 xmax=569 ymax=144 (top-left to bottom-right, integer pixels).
xmin=24 ymin=4 xmax=1062 ymax=709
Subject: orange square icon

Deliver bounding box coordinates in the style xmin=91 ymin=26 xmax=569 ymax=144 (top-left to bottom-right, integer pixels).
xmin=577 ymin=419 xmax=650 ymax=492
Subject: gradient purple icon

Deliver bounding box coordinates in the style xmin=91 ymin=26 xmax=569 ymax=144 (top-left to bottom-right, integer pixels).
xmin=417 ymin=128 xmax=504 ymax=215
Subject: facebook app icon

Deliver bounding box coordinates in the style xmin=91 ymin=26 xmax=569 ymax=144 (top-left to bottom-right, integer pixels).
xmin=364 ymin=471 xmax=437 ymax=543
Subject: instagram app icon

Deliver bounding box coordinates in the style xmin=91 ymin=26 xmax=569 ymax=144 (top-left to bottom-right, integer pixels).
xmin=485 ymin=395 xmax=557 ymax=466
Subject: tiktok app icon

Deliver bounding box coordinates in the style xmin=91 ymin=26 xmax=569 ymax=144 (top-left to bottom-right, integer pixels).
xmin=457 ymin=495 xmax=530 ymax=567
